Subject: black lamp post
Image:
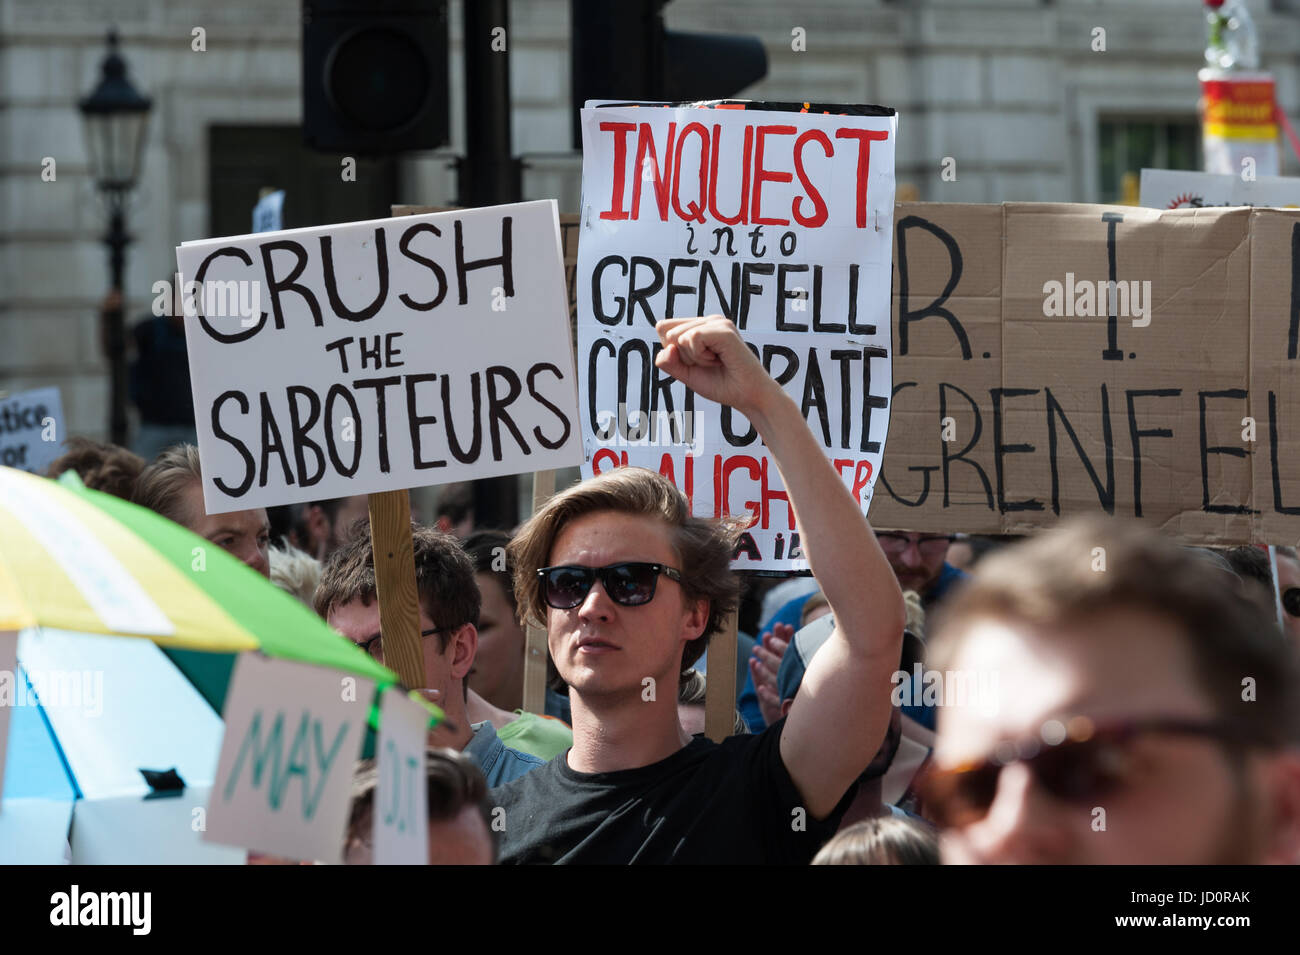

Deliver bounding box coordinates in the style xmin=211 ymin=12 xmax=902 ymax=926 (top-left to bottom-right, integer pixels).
xmin=79 ymin=28 xmax=152 ymax=446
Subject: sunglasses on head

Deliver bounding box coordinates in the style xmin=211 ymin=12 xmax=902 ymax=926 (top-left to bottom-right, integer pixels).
xmin=919 ymin=716 xmax=1257 ymax=830
xmin=536 ymin=562 xmax=682 ymax=609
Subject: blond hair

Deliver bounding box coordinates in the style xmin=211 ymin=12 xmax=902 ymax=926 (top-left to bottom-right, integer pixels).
xmin=812 ymin=815 xmax=939 ymax=865
xmin=131 ymin=443 xmax=203 ymax=527
xmin=269 ymin=544 xmax=323 ymax=609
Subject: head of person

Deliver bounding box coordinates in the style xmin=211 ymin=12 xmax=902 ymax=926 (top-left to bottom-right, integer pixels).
xmin=877 ymin=530 xmax=954 ymax=598
xmin=1277 ymin=546 xmax=1300 ymax=645
xmin=510 ymin=467 xmax=740 ymax=702
xmin=925 ymin=516 xmax=1300 ymax=865
xmin=345 ymin=747 xmax=495 ymax=865
xmin=434 ymin=482 xmax=475 ymax=538
xmin=268 ymin=543 xmax=323 ymax=609
xmin=314 ymin=522 xmax=480 ymax=710
xmin=811 ymin=815 xmax=940 ymax=865
xmin=47 ymin=437 xmax=145 ymax=500
xmin=131 ymin=443 xmax=270 ymax=577
xmin=294 ymin=495 xmax=370 ymax=561
xmin=462 ymin=530 xmax=527 ymax=712
xmin=676 ymin=668 xmax=747 ymax=737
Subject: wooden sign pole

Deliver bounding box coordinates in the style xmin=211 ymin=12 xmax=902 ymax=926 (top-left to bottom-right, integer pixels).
xmin=521 ymin=469 xmax=556 ymax=714
xmin=704 ymin=612 xmax=739 ymax=742
xmin=367 ymin=489 xmax=425 ymax=690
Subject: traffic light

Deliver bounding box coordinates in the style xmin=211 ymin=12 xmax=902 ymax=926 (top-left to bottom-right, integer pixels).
xmin=302 ymin=0 xmax=450 ymax=154
xmin=570 ymin=0 xmax=768 ymax=145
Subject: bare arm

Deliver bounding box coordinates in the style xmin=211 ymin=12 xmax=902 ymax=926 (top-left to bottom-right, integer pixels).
xmin=656 ymin=316 xmax=905 ymax=818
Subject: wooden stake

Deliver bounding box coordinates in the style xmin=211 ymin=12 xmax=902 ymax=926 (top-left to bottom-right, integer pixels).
xmin=705 ymin=612 xmax=739 ymax=742
xmin=367 ymin=489 xmax=424 ymax=689
xmin=521 ymin=469 xmax=556 ymax=714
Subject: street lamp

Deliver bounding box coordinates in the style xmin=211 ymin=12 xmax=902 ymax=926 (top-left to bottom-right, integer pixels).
xmin=79 ymin=28 xmax=152 ymax=446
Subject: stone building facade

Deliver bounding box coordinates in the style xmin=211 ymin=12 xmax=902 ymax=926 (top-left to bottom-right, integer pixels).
xmin=2 ymin=0 xmax=1297 ymax=441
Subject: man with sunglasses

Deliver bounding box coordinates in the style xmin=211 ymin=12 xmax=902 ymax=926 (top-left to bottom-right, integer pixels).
xmin=314 ymin=523 xmax=545 ymax=787
xmin=922 ymin=517 xmax=1300 ymax=864
xmin=490 ymin=315 xmax=906 ymax=864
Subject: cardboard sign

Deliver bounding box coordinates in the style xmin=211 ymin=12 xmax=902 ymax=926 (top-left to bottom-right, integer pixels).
xmin=373 ymin=688 xmax=429 ymax=865
xmin=0 ymin=387 xmax=63 ymax=474
xmin=576 ymin=102 xmax=897 ymax=570
xmin=176 ymin=201 xmax=583 ymax=514
xmin=205 ymin=654 xmax=373 ymax=864
xmin=868 ymin=202 xmax=1300 ymax=546
xmin=1140 ymin=168 xmax=1300 ymax=210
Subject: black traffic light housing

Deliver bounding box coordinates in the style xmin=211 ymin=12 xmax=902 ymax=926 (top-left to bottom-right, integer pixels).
xmin=570 ymin=0 xmax=767 ymax=146
xmin=303 ymin=0 xmax=450 ymax=154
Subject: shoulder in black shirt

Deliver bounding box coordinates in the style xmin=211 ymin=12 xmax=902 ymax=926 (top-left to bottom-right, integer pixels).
xmin=489 ymin=718 xmax=856 ymax=864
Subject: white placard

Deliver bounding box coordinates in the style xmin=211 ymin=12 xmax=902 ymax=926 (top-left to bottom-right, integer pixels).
xmin=176 ymin=200 xmax=582 ymax=514
xmin=1139 ymin=168 xmax=1300 ymax=210
xmin=0 ymin=387 xmax=63 ymax=475
xmin=373 ymin=688 xmax=430 ymax=865
xmin=205 ymin=654 xmax=373 ymax=864
xmin=576 ymin=103 xmax=897 ymax=570
xmin=252 ymin=190 xmax=285 ymax=233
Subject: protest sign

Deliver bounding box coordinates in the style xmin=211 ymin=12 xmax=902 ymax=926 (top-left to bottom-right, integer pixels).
xmin=205 ymin=654 xmax=373 ymax=864
xmin=0 ymin=387 xmax=63 ymax=474
xmin=373 ymin=688 xmax=430 ymax=865
xmin=176 ymin=200 xmax=582 ymax=515
xmin=1139 ymin=168 xmax=1300 ymax=209
xmin=576 ymin=101 xmax=897 ymax=571
xmin=869 ymin=202 xmax=1300 ymax=546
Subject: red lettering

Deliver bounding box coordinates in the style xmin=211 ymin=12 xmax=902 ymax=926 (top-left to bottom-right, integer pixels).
xmin=792 ymin=129 xmax=832 ymax=228
xmin=851 ymin=460 xmax=874 ymax=501
xmin=591 ymin=448 xmax=627 ymax=473
xmin=708 ymin=123 xmax=752 ymax=225
xmin=750 ymin=124 xmax=796 ymax=226
xmin=599 ymin=122 xmax=637 ymax=221
xmin=834 ymin=128 xmax=890 ymax=228
xmin=760 ymin=456 xmax=795 ymax=530
xmin=630 ymin=122 xmax=677 ymax=222
xmin=671 ymin=122 xmax=709 ymax=224
xmin=722 ymin=454 xmax=762 ymax=528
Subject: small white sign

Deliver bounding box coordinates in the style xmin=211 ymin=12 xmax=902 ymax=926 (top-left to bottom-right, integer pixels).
xmin=252 ymin=190 xmax=285 ymax=233
xmin=176 ymin=200 xmax=583 ymax=514
xmin=1139 ymin=168 xmax=1300 ymax=210
xmin=205 ymin=654 xmax=372 ymax=864
xmin=0 ymin=386 xmax=63 ymax=475
xmin=373 ymin=688 xmax=430 ymax=865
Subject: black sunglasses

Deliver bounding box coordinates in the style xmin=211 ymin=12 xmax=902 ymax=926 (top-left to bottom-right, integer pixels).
xmin=919 ymin=716 xmax=1258 ymax=829
xmin=358 ymin=627 xmax=447 ymax=661
xmin=1283 ymin=587 xmax=1300 ymax=618
xmin=536 ymin=562 xmax=682 ymax=609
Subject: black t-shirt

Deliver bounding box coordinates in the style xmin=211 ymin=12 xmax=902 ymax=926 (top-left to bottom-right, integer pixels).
xmin=490 ymin=719 xmax=856 ymax=864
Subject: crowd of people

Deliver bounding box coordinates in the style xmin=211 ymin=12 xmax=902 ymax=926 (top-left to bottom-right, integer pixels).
xmin=41 ymin=315 xmax=1300 ymax=865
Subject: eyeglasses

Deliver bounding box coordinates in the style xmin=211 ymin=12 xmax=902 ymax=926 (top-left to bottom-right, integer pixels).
xmin=918 ymin=716 xmax=1258 ymax=829
xmin=1283 ymin=587 xmax=1300 ymax=618
xmin=536 ymin=562 xmax=682 ymax=610
xmin=358 ymin=627 xmax=447 ymax=662
xmin=877 ymin=532 xmax=954 ymax=556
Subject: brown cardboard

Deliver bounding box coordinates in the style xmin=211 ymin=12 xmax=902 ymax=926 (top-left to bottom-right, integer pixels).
xmin=870 ymin=201 xmax=1278 ymax=544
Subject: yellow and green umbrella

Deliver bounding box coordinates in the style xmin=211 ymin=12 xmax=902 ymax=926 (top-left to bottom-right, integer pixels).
xmin=0 ymin=464 xmax=403 ymax=712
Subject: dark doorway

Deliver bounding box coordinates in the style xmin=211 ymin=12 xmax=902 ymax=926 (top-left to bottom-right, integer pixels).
xmin=207 ymin=125 xmax=399 ymax=238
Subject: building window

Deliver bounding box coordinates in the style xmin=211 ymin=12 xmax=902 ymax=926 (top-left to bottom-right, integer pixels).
xmin=1098 ymin=117 xmax=1201 ymax=204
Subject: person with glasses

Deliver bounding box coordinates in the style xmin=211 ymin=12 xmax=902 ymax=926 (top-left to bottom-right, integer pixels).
xmin=313 ymin=523 xmax=546 ymax=787
xmin=921 ymin=516 xmax=1300 ymax=864
xmin=490 ymin=315 xmax=906 ymax=864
